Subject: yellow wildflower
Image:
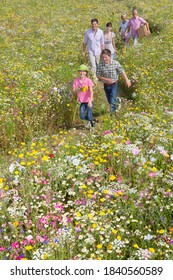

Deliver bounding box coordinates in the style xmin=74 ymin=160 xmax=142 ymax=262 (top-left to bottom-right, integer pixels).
xmin=88 ymin=214 xmax=93 ymax=219
xmin=82 ymin=86 xmax=88 ymax=92
xmin=109 ymin=175 xmax=116 ymax=181
xmin=92 ymin=223 xmax=97 ymax=229
xmin=96 ymin=244 xmax=102 ymax=249
xmin=18 ymin=154 xmax=24 ymax=159
xmin=13 ymin=221 xmax=19 ymax=227
xmin=157 ymin=229 xmax=165 ymax=234
xmin=107 ymin=244 xmax=113 ymax=251
xmin=25 ymin=245 xmax=33 ymax=251
xmin=42 ymin=156 xmax=49 ymax=161
xmin=103 ymin=189 xmax=109 ymax=194
xmin=76 ymin=212 xmax=81 ymax=217
xmin=149 ymin=248 xmax=155 ymax=253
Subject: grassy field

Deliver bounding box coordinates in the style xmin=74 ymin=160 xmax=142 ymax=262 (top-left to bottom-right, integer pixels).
xmin=0 ymin=0 xmax=173 ymax=260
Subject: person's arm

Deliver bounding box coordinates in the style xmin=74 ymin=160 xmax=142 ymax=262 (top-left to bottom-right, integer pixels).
xmin=83 ymin=42 xmax=87 ymax=57
xmin=97 ymin=75 xmax=113 ymax=84
xmin=96 ymin=65 xmax=112 ymax=84
xmin=101 ymin=31 xmax=105 ymax=50
xmin=121 ymin=71 xmax=131 ymax=87
xmin=72 ymin=80 xmax=81 ymax=94
xmin=145 ymin=21 xmax=150 ymax=32
xmin=101 ymin=43 xmax=105 ymax=51
xmin=72 ymin=84 xmax=79 ymax=94
xmin=112 ymin=34 xmax=118 ymax=53
xmin=83 ymin=42 xmax=87 ymax=52
xmin=88 ymin=86 xmax=94 ymax=107
xmin=139 ymin=17 xmax=149 ymax=31
xmin=124 ymin=25 xmax=130 ymax=37
xmin=83 ymin=30 xmax=88 ymax=56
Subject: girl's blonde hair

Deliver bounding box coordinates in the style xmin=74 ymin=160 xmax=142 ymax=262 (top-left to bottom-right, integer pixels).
xmin=121 ymin=13 xmax=127 ymax=19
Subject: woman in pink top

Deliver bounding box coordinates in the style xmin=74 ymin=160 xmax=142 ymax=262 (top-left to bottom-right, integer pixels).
xmin=72 ymin=64 xmax=95 ymax=128
xmin=124 ymin=8 xmax=149 ymax=46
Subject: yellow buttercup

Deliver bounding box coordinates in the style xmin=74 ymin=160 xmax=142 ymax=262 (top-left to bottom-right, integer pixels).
xmin=82 ymin=86 xmax=88 ymax=92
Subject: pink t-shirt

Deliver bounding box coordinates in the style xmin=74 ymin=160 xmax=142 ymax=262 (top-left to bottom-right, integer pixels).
xmin=73 ymin=77 xmax=94 ymax=103
xmin=128 ymin=16 xmax=146 ymax=36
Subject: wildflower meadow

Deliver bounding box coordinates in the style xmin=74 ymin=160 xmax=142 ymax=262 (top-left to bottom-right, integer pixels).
xmin=0 ymin=0 xmax=173 ymax=260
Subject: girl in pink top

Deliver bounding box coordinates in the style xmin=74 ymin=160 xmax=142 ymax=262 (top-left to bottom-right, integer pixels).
xmin=72 ymin=65 xmax=95 ymax=128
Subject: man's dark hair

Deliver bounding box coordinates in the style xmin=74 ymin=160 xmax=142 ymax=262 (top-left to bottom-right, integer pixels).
xmin=101 ymin=49 xmax=111 ymax=57
xmin=91 ymin=18 xmax=98 ymax=24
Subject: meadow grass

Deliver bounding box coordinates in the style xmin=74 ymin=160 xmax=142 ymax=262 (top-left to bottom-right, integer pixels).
xmin=0 ymin=0 xmax=173 ymax=260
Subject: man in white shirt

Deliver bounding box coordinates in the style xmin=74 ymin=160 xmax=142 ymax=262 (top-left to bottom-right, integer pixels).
xmin=83 ymin=19 xmax=105 ymax=75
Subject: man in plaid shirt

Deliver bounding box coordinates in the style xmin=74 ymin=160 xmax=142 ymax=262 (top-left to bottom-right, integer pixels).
xmin=96 ymin=49 xmax=131 ymax=115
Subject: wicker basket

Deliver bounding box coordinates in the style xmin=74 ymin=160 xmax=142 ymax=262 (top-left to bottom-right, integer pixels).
xmin=137 ymin=24 xmax=150 ymax=38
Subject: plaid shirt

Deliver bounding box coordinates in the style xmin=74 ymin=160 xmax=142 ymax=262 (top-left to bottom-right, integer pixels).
xmin=96 ymin=59 xmax=124 ymax=83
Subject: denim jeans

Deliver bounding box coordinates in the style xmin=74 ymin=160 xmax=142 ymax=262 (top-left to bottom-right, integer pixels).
xmin=80 ymin=102 xmax=94 ymax=122
xmin=104 ymin=82 xmax=118 ymax=113
xmin=133 ymin=34 xmax=139 ymax=45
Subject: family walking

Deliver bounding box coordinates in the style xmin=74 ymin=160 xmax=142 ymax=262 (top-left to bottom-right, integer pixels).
xmin=73 ymin=8 xmax=149 ymax=128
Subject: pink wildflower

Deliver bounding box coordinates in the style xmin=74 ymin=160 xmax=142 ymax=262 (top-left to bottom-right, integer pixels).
xmin=0 ymin=246 xmax=5 ymax=251
xmin=141 ymin=249 xmax=152 ymax=260
xmin=149 ymin=172 xmax=156 ymax=178
xmin=104 ymin=130 xmax=112 ymax=135
xmin=132 ymin=147 xmax=140 ymax=155
xmin=11 ymin=242 xmax=20 ymax=249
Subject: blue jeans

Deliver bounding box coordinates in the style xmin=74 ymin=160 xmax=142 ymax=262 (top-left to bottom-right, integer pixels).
xmin=133 ymin=34 xmax=139 ymax=45
xmin=104 ymin=82 xmax=118 ymax=113
xmin=80 ymin=102 xmax=94 ymax=122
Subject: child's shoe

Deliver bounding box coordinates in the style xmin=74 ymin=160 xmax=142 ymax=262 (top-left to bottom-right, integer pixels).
xmin=116 ymin=97 xmax=121 ymax=111
xmin=91 ymin=120 xmax=95 ymax=127
xmin=85 ymin=121 xmax=91 ymax=129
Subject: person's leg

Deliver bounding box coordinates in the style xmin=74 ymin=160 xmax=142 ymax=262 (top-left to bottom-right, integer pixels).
xmin=123 ymin=34 xmax=130 ymax=49
xmin=109 ymin=83 xmax=119 ymax=113
xmin=88 ymin=53 xmax=97 ymax=74
xmin=79 ymin=103 xmax=88 ymax=120
xmin=86 ymin=102 xmax=95 ymax=127
xmin=95 ymin=55 xmax=100 ymax=68
xmin=104 ymin=84 xmax=111 ymax=105
xmin=104 ymin=84 xmax=114 ymax=114
xmin=133 ymin=34 xmax=139 ymax=45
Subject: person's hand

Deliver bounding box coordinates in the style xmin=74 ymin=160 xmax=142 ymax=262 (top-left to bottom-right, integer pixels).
xmin=126 ymin=79 xmax=131 ymax=88
xmin=88 ymin=100 xmax=92 ymax=107
xmin=146 ymin=28 xmax=150 ymax=35
xmin=106 ymin=78 xmax=113 ymax=85
xmin=82 ymin=51 xmax=86 ymax=58
xmin=74 ymin=86 xmax=81 ymax=93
